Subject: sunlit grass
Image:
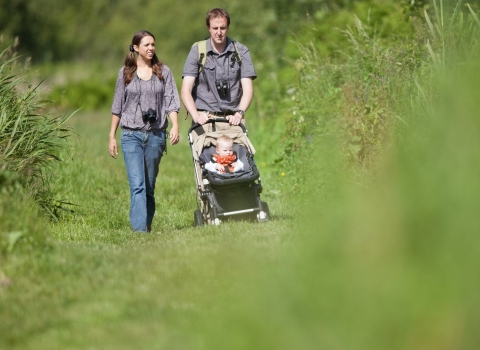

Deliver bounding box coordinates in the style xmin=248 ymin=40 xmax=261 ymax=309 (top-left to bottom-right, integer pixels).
xmin=3 ymin=2 xmax=480 ymax=349
xmin=0 ymin=110 xmax=291 ymax=349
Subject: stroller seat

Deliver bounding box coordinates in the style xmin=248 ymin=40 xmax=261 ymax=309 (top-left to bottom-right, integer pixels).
xmin=199 ymin=144 xmax=260 ymax=186
xmin=188 ymin=119 xmax=269 ymax=226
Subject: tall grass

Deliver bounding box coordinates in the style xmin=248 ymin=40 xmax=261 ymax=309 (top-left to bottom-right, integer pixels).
xmin=0 ymin=50 xmax=74 ymax=218
xmin=1 ymin=49 xmax=75 ymax=264
xmin=283 ymin=15 xmax=429 ymax=184
xmin=184 ymin=2 xmax=480 ymax=349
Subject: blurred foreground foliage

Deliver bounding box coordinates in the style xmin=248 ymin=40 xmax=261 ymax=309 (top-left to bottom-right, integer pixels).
xmin=189 ymin=2 xmax=480 ymax=348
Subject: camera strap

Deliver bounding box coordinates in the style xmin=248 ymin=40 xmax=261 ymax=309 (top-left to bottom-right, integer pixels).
xmin=135 ymin=73 xmax=157 ymax=116
xmin=186 ymin=39 xmax=242 ymax=120
xmin=193 ymin=39 xmax=242 ymax=74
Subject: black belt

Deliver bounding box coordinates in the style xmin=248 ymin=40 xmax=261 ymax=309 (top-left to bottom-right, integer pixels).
xmin=198 ymin=110 xmax=235 ymax=116
xmin=122 ymin=127 xmax=166 ymax=132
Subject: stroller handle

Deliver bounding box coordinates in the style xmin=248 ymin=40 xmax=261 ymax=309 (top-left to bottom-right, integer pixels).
xmin=188 ymin=118 xmax=247 ymax=135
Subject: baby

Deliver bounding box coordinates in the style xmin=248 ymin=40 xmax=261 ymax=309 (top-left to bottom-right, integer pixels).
xmin=204 ymin=135 xmax=244 ymax=174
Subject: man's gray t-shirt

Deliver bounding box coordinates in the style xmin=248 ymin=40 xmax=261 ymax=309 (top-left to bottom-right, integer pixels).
xmin=182 ymin=38 xmax=256 ymax=112
xmin=111 ymin=65 xmax=180 ymax=130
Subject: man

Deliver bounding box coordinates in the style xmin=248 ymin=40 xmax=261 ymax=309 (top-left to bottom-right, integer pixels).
xmin=181 ymin=8 xmax=256 ymax=127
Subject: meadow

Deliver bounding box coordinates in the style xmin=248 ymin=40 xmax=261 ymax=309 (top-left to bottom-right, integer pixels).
xmin=1 ymin=109 xmax=293 ymax=349
xmin=2 ymin=0 xmax=480 ymax=349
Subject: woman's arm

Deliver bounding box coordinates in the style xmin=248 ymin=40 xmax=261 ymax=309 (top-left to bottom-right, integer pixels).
xmin=108 ymin=114 xmax=120 ymax=159
xmin=168 ymin=112 xmax=179 ymax=145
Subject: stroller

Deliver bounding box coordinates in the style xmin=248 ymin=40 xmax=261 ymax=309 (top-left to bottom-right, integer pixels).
xmin=188 ymin=118 xmax=270 ymax=226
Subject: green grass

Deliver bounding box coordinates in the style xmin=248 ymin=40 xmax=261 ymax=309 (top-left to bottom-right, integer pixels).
xmin=0 ymin=110 xmax=291 ymax=350
xmin=3 ymin=2 xmax=480 ymax=349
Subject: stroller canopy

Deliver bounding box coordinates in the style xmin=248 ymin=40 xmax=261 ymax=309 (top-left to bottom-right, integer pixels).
xmin=192 ymin=129 xmax=256 ymax=162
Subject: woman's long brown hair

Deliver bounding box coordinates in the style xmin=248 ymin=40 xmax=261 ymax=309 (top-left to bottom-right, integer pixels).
xmin=123 ymin=30 xmax=163 ymax=85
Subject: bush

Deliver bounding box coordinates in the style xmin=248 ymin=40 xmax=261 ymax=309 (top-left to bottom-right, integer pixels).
xmin=48 ymin=75 xmax=117 ymax=111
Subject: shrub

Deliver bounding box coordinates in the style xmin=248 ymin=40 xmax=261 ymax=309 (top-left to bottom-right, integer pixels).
xmin=48 ymin=75 xmax=117 ymax=111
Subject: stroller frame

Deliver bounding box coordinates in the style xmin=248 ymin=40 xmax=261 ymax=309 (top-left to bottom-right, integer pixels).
xmin=187 ymin=119 xmax=270 ymax=226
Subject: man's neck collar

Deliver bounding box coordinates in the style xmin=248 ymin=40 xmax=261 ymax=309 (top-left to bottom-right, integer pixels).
xmin=209 ymin=37 xmax=230 ymax=54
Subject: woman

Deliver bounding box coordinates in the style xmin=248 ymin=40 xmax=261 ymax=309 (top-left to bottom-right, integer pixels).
xmin=108 ymin=30 xmax=180 ymax=232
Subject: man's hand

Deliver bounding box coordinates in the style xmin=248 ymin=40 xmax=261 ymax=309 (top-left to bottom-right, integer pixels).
xmin=226 ymin=112 xmax=242 ymax=126
xmin=195 ymin=113 xmax=209 ymax=125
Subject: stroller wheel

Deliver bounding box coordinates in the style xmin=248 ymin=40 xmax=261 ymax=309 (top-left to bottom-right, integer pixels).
xmin=261 ymin=201 xmax=271 ymax=219
xmin=257 ymin=201 xmax=270 ymax=222
xmin=194 ymin=209 xmax=204 ymax=227
xmin=209 ymin=207 xmax=221 ymax=226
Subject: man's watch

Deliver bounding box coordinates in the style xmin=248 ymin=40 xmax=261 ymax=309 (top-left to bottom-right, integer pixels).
xmin=236 ymin=109 xmax=245 ymax=117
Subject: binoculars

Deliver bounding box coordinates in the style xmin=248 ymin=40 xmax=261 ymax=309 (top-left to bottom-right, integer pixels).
xmin=142 ymin=108 xmax=157 ymax=123
xmin=216 ymin=80 xmax=229 ymax=98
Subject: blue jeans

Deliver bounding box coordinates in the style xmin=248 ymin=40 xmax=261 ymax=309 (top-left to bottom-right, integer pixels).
xmin=121 ymin=129 xmax=166 ymax=232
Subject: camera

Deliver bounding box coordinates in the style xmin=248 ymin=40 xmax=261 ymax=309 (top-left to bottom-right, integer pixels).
xmin=142 ymin=108 xmax=157 ymax=123
xmin=216 ymin=80 xmax=229 ymax=98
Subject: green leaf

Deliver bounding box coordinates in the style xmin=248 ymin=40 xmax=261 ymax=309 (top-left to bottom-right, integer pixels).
xmin=7 ymin=231 xmax=24 ymax=253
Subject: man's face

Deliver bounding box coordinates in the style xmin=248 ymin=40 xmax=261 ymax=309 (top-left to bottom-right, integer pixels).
xmin=208 ymin=16 xmax=229 ymax=46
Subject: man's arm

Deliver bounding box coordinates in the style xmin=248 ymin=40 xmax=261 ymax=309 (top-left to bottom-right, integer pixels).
xmin=227 ymin=77 xmax=254 ymax=126
xmin=181 ymin=76 xmax=209 ymax=125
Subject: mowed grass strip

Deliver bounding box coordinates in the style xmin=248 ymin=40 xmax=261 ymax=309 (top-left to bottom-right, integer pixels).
xmin=1 ymin=111 xmax=290 ymax=349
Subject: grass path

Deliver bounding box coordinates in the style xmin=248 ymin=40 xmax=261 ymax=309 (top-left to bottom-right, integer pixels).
xmin=1 ymin=111 xmax=291 ymax=349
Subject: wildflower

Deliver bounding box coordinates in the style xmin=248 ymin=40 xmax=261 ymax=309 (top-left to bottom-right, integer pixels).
xmin=281 ymin=172 xmax=285 ymax=176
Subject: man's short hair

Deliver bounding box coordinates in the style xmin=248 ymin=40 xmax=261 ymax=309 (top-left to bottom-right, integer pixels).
xmin=206 ymin=8 xmax=230 ymax=27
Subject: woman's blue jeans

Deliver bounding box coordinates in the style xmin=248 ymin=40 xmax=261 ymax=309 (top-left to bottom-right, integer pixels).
xmin=121 ymin=129 xmax=166 ymax=232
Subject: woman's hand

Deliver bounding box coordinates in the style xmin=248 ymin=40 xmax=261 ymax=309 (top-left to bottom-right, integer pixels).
xmin=108 ymin=138 xmax=118 ymax=159
xmin=169 ymin=125 xmax=179 ymax=145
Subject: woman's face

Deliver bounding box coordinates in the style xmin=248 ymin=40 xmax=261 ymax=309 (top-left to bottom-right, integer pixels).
xmin=134 ymin=35 xmax=155 ymax=61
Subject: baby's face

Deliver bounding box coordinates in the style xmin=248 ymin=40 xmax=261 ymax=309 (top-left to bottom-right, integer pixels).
xmin=216 ymin=141 xmax=234 ymax=157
